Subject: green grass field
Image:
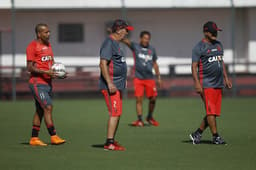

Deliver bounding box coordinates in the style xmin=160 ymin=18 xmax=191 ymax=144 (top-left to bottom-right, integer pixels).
xmin=0 ymin=98 xmax=256 ymax=170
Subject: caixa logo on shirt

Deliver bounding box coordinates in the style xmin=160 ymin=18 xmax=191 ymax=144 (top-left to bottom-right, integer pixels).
xmin=138 ymin=53 xmax=153 ymax=62
xmin=208 ymin=55 xmax=223 ymax=63
xmin=121 ymin=57 xmax=126 ymax=62
xmin=41 ymin=56 xmax=53 ymax=62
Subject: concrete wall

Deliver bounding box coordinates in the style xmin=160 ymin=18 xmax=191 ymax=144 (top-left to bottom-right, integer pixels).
xmin=0 ymin=9 xmax=233 ymax=55
xmin=0 ymin=8 xmax=256 ymax=72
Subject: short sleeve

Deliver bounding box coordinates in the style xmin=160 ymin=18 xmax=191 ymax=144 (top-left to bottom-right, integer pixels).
xmin=26 ymin=43 xmax=35 ymax=62
xmin=192 ymin=45 xmax=201 ymax=62
xmin=100 ymin=39 xmax=113 ymax=61
xmin=130 ymin=41 xmax=136 ymax=50
xmin=152 ymin=47 xmax=158 ymax=61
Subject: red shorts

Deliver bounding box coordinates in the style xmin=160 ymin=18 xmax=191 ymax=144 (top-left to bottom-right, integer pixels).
xmin=133 ymin=78 xmax=157 ymax=98
xmin=101 ymin=90 xmax=123 ymax=117
xmin=201 ymin=88 xmax=222 ymax=116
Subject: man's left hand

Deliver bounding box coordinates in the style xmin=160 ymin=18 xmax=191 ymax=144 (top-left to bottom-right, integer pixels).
xmin=157 ymin=77 xmax=163 ymax=88
xmin=225 ymin=78 xmax=232 ymax=89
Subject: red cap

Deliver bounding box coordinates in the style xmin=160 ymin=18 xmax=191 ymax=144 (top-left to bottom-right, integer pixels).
xmin=112 ymin=19 xmax=134 ymax=32
xmin=203 ymin=21 xmax=222 ymax=33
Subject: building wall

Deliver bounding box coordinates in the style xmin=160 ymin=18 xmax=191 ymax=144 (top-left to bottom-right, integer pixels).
xmin=2 ymin=0 xmax=256 ymax=9
xmin=248 ymin=8 xmax=256 ymax=62
xmin=0 ymin=8 xmax=255 ymax=68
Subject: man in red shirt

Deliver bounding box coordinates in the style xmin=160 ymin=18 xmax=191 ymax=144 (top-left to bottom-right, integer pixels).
xmin=26 ymin=23 xmax=65 ymax=146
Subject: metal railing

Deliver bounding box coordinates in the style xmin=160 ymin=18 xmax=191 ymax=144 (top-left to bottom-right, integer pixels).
xmin=1 ymin=63 xmax=256 ymax=100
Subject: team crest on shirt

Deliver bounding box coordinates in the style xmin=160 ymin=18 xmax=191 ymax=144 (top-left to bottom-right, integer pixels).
xmin=217 ymin=45 xmax=222 ymax=51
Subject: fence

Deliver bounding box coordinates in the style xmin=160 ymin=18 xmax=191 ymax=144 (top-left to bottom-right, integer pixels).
xmin=1 ymin=62 xmax=256 ymax=100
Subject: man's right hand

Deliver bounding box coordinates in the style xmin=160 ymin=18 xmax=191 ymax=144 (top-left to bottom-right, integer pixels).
xmin=45 ymin=69 xmax=57 ymax=78
xmin=108 ymin=82 xmax=118 ymax=94
xmin=194 ymin=82 xmax=203 ymax=94
xmin=121 ymin=38 xmax=132 ymax=48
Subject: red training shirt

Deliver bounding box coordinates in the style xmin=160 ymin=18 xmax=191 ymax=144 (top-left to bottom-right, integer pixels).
xmin=26 ymin=40 xmax=54 ymax=85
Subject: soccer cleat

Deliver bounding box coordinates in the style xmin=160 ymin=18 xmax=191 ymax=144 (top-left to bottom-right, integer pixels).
xmin=114 ymin=140 xmax=121 ymax=147
xmin=213 ymin=136 xmax=227 ymax=145
xmin=131 ymin=120 xmax=144 ymax=127
xmin=51 ymin=135 xmax=66 ymax=145
xmin=104 ymin=143 xmax=126 ymax=151
xmin=190 ymin=132 xmax=202 ymax=144
xmin=146 ymin=118 xmax=159 ymax=126
xmin=29 ymin=137 xmax=47 ymax=146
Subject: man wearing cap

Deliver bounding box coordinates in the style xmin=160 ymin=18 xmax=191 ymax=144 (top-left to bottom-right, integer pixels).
xmin=99 ymin=19 xmax=133 ymax=151
xmin=190 ymin=21 xmax=232 ymax=145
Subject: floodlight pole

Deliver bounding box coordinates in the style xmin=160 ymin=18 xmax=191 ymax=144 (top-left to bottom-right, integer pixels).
xmin=121 ymin=0 xmax=127 ymax=20
xmin=230 ymin=0 xmax=237 ymax=97
xmin=120 ymin=0 xmax=128 ymax=98
xmin=11 ymin=0 xmax=16 ymax=101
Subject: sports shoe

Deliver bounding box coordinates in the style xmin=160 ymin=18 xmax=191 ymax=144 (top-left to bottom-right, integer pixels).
xmin=146 ymin=118 xmax=159 ymax=126
xmin=114 ymin=140 xmax=121 ymax=147
xmin=51 ymin=135 xmax=66 ymax=145
xmin=189 ymin=132 xmax=202 ymax=144
xmin=29 ymin=137 xmax=47 ymax=146
xmin=213 ymin=136 xmax=227 ymax=145
xmin=104 ymin=143 xmax=126 ymax=151
xmin=131 ymin=120 xmax=144 ymax=127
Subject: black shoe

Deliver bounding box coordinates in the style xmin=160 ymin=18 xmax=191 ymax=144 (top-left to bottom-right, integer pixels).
xmin=189 ymin=132 xmax=202 ymax=144
xmin=213 ymin=136 xmax=227 ymax=145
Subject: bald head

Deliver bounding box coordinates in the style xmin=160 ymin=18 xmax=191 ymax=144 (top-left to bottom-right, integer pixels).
xmin=35 ymin=23 xmax=48 ymax=37
xmin=34 ymin=23 xmax=50 ymax=44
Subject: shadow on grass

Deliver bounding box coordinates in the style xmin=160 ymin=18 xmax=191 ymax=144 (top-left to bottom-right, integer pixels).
xmin=127 ymin=124 xmax=151 ymax=127
xmin=20 ymin=142 xmax=66 ymax=146
xmin=20 ymin=142 xmax=30 ymax=145
xmin=91 ymin=144 xmax=105 ymax=149
xmin=182 ymin=140 xmax=213 ymax=145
